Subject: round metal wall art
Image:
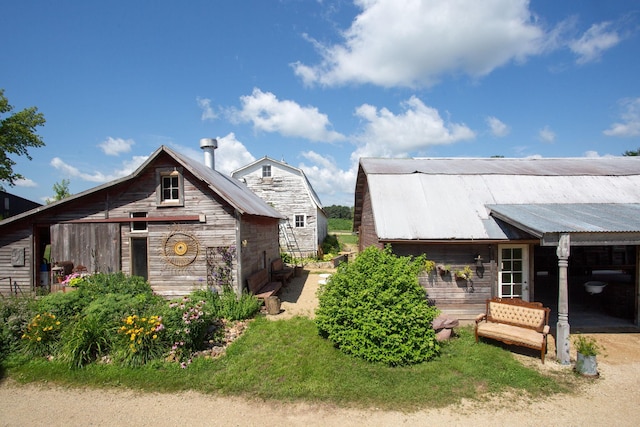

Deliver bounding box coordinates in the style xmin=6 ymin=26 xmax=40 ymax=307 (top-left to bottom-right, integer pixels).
xmin=162 ymin=231 xmax=199 ymax=267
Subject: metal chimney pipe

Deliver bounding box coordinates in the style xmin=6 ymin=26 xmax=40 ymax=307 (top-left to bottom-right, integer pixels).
xmin=199 ymin=138 xmax=218 ymax=170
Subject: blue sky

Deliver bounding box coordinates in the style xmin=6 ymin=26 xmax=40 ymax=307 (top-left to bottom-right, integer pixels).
xmin=1 ymin=0 xmax=639 ymax=207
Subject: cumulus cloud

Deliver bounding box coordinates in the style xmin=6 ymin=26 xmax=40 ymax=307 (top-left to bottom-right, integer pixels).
xmin=197 ymin=97 xmax=217 ymax=121
xmin=298 ymin=151 xmax=357 ymax=206
xmin=293 ymin=0 xmax=546 ymax=87
xmin=603 ymin=97 xmax=640 ymax=137
xmin=352 ymin=96 xmax=475 ymax=159
xmin=229 ymin=88 xmax=345 ymax=142
xmin=14 ymin=178 xmax=37 ymax=187
xmin=538 ymin=126 xmax=556 ymax=143
xmin=98 ymin=137 xmax=135 ymax=156
xmin=569 ymin=22 xmax=621 ymax=65
xmin=486 ymin=116 xmax=510 ymax=137
xmin=50 ymin=155 xmax=147 ymax=183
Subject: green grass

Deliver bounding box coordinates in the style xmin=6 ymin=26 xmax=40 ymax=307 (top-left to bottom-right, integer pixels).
xmin=328 ymin=218 xmax=353 ymax=232
xmin=2 ymin=317 xmax=574 ymax=411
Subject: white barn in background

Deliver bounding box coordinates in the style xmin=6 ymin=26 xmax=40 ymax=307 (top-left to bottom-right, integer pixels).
xmin=232 ymin=157 xmax=328 ymax=258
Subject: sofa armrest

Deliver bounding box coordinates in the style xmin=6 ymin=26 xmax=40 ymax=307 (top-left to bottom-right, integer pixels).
xmin=475 ymin=313 xmax=486 ymax=324
xmin=542 ymin=325 xmax=550 ymax=335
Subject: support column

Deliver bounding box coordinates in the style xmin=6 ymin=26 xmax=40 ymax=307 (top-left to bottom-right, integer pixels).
xmin=556 ymin=234 xmax=571 ymax=365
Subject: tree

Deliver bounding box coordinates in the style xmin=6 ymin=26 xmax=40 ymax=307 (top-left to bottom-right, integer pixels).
xmin=0 ymin=89 xmax=46 ymax=187
xmin=622 ymin=148 xmax=640 ymax=156
xmin=46 ymin=179 xmax=71 ymax=204
xmin=324 ymin=205 xmax=353 ymax=219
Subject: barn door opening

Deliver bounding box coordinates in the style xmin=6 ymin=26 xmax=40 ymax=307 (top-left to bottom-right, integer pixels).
xmin=498 ymin=245 xmax=529 ymax=301
xmin=131 ymin=237 xmax=148 ymax=281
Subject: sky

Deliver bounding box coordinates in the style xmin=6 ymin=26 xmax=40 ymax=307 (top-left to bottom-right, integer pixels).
xmin=1 ymin=0 xmax=639 ymax=207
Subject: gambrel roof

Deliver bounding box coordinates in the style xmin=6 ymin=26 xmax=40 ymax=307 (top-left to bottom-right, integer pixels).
xmin=354 ymin=157 xmax=640 ymax=243
xmin=231 ymin=156 xmax=325 ymax=213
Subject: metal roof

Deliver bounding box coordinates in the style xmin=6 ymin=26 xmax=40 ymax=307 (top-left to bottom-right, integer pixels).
xmin=357 ymin=157 xmax=640 ymax=241
xmin=488 ymin=204 xmax=640 ymax=236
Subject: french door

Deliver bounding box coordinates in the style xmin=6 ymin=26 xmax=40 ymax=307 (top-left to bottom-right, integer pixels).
xmin=498 ymin=245 xmax=529 ymax=301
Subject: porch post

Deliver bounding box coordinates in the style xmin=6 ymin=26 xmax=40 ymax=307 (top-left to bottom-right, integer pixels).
xmin=556 ymin=233 xmax=571 ymax=365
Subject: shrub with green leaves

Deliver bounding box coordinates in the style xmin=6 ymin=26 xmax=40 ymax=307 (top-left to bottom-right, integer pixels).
xmin=315 ymin=245 xmax=440 ymax=366
xmin=321 ymin=234 xmax=341 ymax=256
xmin=114 ymin=314 xmax=165 ymax=367
xmin=0 ymin=295 xmax=37 ymax=359
xmin=21 ymin=312 xmax=63 ymax=357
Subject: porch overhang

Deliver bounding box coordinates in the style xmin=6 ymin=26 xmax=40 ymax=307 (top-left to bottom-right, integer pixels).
xmin=487 ymin=203 xmax=640 ymax=246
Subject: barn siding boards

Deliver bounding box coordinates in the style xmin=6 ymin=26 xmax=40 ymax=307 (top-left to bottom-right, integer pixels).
xmin=0 ymin=228 xmax=33 ymax=295
xmin=239 ymin=217 xmax=281 ymax=291
xmin=231 ymin=157 xmax=328 ymax=258
xmin=0 ymin=145 xmax=282 ymax=298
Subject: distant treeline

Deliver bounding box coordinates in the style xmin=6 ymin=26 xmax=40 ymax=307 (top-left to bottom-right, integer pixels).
xmin=324 ymin=205 xmax=353 ymax=219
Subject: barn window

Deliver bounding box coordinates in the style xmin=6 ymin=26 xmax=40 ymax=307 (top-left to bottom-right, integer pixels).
xmin=130 ymin=212 xmax=148 ymax=232
xmin=295 ymin=214 xmax=305 ymax=228
xmin=262 ymin=165 xmax=271 ymax=178
xmin=156 ymin=168 xmax=184 ymax=206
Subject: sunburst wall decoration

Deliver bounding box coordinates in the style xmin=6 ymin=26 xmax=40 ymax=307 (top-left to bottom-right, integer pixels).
xmin=162 ymin=230 xmax=200 ymax=268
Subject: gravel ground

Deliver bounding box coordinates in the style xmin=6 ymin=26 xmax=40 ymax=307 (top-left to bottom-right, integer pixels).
xmin=2 ymin=268 xmax=639 ymax=427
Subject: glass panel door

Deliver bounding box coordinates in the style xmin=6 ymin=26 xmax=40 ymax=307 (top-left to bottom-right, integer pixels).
xmin=499 ymin=245 xmax=529 ymax=301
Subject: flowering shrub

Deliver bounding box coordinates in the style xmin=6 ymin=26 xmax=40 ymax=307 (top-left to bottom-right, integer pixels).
xmin=61 ymin=273 xmax=88 ymax=287
xmin=21 ymin=312 xmax=62 ymax=357
xmin=116 ymin=314 xmax=165 ymax=367
xmin=163 ymin=296 xmax=211 ymax=366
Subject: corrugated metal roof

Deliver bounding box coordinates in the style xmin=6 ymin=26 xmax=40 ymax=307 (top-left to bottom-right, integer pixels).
xmin=488 ymin=204 xmax=640 ymax=235
xmin=361 ymin=157 xmax=640 ymax=176
xmin=360 ymin=157 xmax=640 ymax=241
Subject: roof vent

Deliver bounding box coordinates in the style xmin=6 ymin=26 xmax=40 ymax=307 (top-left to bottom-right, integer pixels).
xmin=200 ymin=138 xmax=218 ymax=170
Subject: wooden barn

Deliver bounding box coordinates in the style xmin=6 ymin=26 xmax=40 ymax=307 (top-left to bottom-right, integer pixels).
xmin=231 ymin=156 xmax=328 ymax=258
xmin=0 ymin=142 xmax=284 ymax=298
xmin=1 ymin=190 xmax=41 ymax=220
xmin=354 ymin=157 xmax=640 ymax=363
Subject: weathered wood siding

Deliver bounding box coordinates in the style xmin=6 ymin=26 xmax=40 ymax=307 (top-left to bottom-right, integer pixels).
xmin=236 ymin=162 xmax=321 ymax=257
xmin=239 ymin=216 xmax=281 ymax=292
xmin=358 ymin=181 xmax=382 ymax=250
xmin=51 ymin=223 xmax=120 ymax=273
xmin=392 ymin=243 xmax=495 ymax=305
xmin=0 ymin=227 xmax=33 ymax=295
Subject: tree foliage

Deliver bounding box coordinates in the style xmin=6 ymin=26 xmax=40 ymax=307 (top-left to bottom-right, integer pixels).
xmin=0 ymin=89 xmax=46 ymax=186
xmin=622 ymin=148 xmax=640 ymax=156
xmin=315 ymin=245 xmax=440 ymax=366
xmin=46 ymin=179 xmax=71 ymax=204
xmin=324 ymin=205 xmax=353 ymax=219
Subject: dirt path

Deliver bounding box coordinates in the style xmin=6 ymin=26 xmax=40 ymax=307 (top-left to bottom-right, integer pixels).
xmin=2 ymin=269 xmax=640 ymax=426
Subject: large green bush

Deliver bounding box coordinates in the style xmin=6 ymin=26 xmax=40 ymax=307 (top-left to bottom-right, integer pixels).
xmin=315 ymin=245 xmax=440 ymax=366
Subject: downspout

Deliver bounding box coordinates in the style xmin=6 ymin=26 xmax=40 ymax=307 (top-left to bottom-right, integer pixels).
xmin=556 ymin=233 xmax=571 ymax=365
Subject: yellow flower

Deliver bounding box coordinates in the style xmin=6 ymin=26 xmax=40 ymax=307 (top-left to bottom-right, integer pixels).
xmin=36 ymin=337 xmax=42 ymax=342
xmin=130 ymin=334 xmax=136 ymax=341
xmin=55 ymin=321 xmax=60 ymax=325
xmin=152 ymin=334 xmax=157 ymax=339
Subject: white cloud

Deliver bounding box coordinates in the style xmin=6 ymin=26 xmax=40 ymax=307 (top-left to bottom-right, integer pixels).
xmin=229 ymin=88 xmax=345 ymax=142
xmin=486 ymin=116 xmax=510 ymax=137
xmin=50 ymin=155 xmax=147 ymax=183
xmin=98 ymin=137 xmax=135 ymax=156
xmin=569 ymin=22 xmax=621 ymax=65
xmin=14 ymin=178 xmax=37 ymax=187
xmin=352 ymin=96 xmax=475 ymax=159
xmin=538 ymin=126 xmax=556 ymax=143
xmin=603 ymin=97 xmax=640 ymax=137
xmin=170 ymin=133 xmax=255 ymax=176
xmin=197 ymin=97 xmax=217 ymax=121
xmin=293 ymin=0 xmax=546 ymax=87
xmin=298 ymin=151 xmax=357 ymax=206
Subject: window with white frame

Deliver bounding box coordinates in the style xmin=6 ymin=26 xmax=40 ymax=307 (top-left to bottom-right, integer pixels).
xmin=130 ymin=212 xmax=148 ymax=232
xmin=294 ymin=214 xmax=305 ymax=228
xmin=157 ymin=168 xmax=184 ymax=206
xmin=262 ymin=164 xmax=271 ymax=178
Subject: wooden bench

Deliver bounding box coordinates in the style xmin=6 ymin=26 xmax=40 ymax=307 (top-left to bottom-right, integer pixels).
xmin=270 ymin=258 xmax=293 ymax=284
xmin=475 ymin=297 xmax=551 ymax=363
xmin=246 ymin=268 xmax=282 ymax=300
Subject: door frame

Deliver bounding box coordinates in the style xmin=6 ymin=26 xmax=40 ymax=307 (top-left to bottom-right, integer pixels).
xmin=498 ymin=244 xmax=530 ymax=301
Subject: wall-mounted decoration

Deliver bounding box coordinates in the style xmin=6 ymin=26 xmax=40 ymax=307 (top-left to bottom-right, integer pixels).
xmin=11 ymin=248 xmax=25 ymax=266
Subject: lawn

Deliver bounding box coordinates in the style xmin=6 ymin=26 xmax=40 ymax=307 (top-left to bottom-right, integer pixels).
xmin=3 ymin=316 xmax=574 ymax=411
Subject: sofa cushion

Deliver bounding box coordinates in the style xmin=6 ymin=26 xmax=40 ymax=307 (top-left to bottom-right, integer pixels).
xmin=488 ymin=301 xmax=545 ymax=330
xmin=477 ymin=322 xmax=544 ymax=348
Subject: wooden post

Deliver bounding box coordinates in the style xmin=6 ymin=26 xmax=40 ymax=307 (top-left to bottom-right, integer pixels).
xmin=556 ymin=233 xmax=571 ymax=365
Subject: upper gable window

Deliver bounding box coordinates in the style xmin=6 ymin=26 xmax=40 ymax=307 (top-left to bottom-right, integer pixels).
xmin=157 ymin=168 xmax=184 ymax=207
xmin=262 ymin=165 xmax=271 ymax=178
